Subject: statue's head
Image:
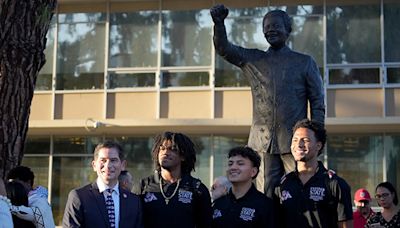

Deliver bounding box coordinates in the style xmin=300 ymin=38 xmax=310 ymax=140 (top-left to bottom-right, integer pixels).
xmin=262 ymin=10 xmax=292 ymax=48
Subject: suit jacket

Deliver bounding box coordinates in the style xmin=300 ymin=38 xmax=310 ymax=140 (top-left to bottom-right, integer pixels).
xmin=63 ymin=182 xmax=143 ymax=228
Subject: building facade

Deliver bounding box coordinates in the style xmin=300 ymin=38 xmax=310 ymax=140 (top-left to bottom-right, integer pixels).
xmin=24 ymin=0 xmax=399 ymax=224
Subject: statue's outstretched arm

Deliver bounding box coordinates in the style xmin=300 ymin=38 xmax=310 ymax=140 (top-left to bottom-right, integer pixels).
xmin=211 ymin=4 xmax=245 ymax=67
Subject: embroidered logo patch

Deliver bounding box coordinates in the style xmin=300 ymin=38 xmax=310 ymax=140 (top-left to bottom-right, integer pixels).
xmin=144 ymin=192 xmax=157 ymax=203
xmin=178 ymin=189 xmax=193 ymax=204
xmin=309 ymin=187 xmax=325 ymax=201
xmin=281 ymin=190 xmax=292 ymax=201
xmin=213 ymin=209 xmax=222 ymax=219
xmin=239 ymin=207 xmax=255 ymax=221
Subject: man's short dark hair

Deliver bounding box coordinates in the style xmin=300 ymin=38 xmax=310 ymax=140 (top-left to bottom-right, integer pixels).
xmin=94 ymin=141 xmax=125 ymax=160
xmin=6 ymin=166 xmax=35 ymax=187
xmin=292 ymin=119 xmax=326 ymax=155
xmin=263 ymin=9 xmax=292 ymax=34
xmin=152 ymin=131 xmax=196 ymax=175
xmin=228 ymin=146 xmax=261 ymax=179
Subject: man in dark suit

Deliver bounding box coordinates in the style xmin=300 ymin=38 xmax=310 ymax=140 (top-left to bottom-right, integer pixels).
xmin=63 ymin=141 xmax=143 ymax=228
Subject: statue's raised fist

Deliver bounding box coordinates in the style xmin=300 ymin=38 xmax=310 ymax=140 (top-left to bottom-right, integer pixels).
xmin=210 ymin=4 xmax=229 ymax=23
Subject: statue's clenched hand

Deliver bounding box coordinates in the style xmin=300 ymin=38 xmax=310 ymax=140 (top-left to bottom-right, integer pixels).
xmin=210 ymin=4 xmax=229 ymax=24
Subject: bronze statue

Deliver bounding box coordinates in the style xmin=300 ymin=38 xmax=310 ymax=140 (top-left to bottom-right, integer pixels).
xmin=211 ymin=4 xmax=325 ymax=197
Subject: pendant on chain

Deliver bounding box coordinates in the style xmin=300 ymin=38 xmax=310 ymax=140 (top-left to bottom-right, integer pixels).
xmin=159 ymin=178 xmax=181 ymax=206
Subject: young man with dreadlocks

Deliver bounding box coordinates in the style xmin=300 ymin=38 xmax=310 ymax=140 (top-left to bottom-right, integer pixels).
xmin=134 ymin=131 xmax=212 ymax=228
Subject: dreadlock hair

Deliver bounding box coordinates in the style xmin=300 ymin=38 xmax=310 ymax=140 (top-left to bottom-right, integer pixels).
xmin=152 ymin=131 xmax=196 ymax=175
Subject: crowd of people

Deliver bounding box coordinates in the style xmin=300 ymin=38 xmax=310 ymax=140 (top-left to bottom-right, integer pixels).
xmin=0 ymin=119 xmax=398 ymax=228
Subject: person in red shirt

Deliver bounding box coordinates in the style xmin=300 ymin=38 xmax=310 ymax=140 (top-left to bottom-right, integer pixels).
xmin=353 ymin=188 xmax=375 ymax=228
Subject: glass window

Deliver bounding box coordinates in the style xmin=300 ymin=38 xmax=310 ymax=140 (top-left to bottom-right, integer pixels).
xmin=109 ymin=11 xmax=158 ymax=68
xmin=21 ymin=157 xmax=49 ymax=190
xmin=51 ymin=156 xmax=94 ymax=225
xmin=289 ymin=15 xmax=323 ymax=66
xmin=25 ymin=137 xmax=51 ymax=154
xmin=53 ymin=136 xmax=102 ymax=154
xmin=105 ymin=136 xmax=154 ymax=184
xmin=328 ymin=68 xmax=380 ymax=85
xmin=214 ymin=15 xmax=266 ymax=88
xmin=224 ymin=7 xmax=268 ymax=18
xmin=215 ymin=57 xmax=249 ymax=87
xmin=384 ymin=2 xmax=400 ymax=62
xmin=161 ymin=72 xmax=209 ymax=87
xmin=58 ymin=13 xmax=106 ymax=23
xmin=326 ymin=3 xmax=381 ymax=64
xmin=387 ymin=68 xmax=400 ymax=84
xmin=327 ymin=135 xmax=383 ymax=206
xmin=223 ymin=17 xmax=266 ymax=50
xmin=161 ymin=9 xmax=212 ymax=66
xmin=267 ymin=4 xmax=323 ymax=15
xmin=56 ymin=13 xmax=106 ymax=90
xmin=108 ymin=72 xmax=156 ymax=88
xmin=37 ymin=22 xmax=55 ymax=91
xmin=385 ymin=134 xmax=400 ymax=193
xmin=192 ymin=136 xmax=211 ymax=186
xmin=212 ymin=136 xmax=248 ymax=179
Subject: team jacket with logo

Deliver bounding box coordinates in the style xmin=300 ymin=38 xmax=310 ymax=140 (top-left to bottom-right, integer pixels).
xmin=212 ymin=184 xmax=275 ymax=228
xmin=135 ymin=173 xmax=212 ymax=228
xmin=275 ymin=161 xmax=353 ymax=228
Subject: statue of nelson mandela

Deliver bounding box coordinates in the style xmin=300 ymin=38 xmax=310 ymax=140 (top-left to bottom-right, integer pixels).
xmin=210 ymin=4 xmax=325 ymax=198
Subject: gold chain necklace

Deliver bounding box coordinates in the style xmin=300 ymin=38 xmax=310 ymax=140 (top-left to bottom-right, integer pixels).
xmin=159 ymin=178 xmax=181 ymax=205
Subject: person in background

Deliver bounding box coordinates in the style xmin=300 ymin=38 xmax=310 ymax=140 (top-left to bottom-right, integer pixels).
xmin=119 ymin=170 xmax=134 ymax=192
xmin=353 ymin=188 xmax=375 ymax=228
xmin=0 ymin=179 xmax=13 ymax=228
xmin=7 ymin=166 xmax=55 ymax=228
xmin=212 ymin=146 xmax=275 ymax=228
xmin=366 ymin=181 xmax=400 ymax=227
xmin=6 ymin=181 xmax=35 ymax=228
xmin=211 ymin=176 xmax=232 ymax=201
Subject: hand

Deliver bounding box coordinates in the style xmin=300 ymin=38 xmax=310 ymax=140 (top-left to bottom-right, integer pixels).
xmin=210 ymin=4 xmax=229 ymax=23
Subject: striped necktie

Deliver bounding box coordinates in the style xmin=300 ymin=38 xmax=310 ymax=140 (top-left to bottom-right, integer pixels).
xmin=105 ymin=189 xmax=115 ymax=227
